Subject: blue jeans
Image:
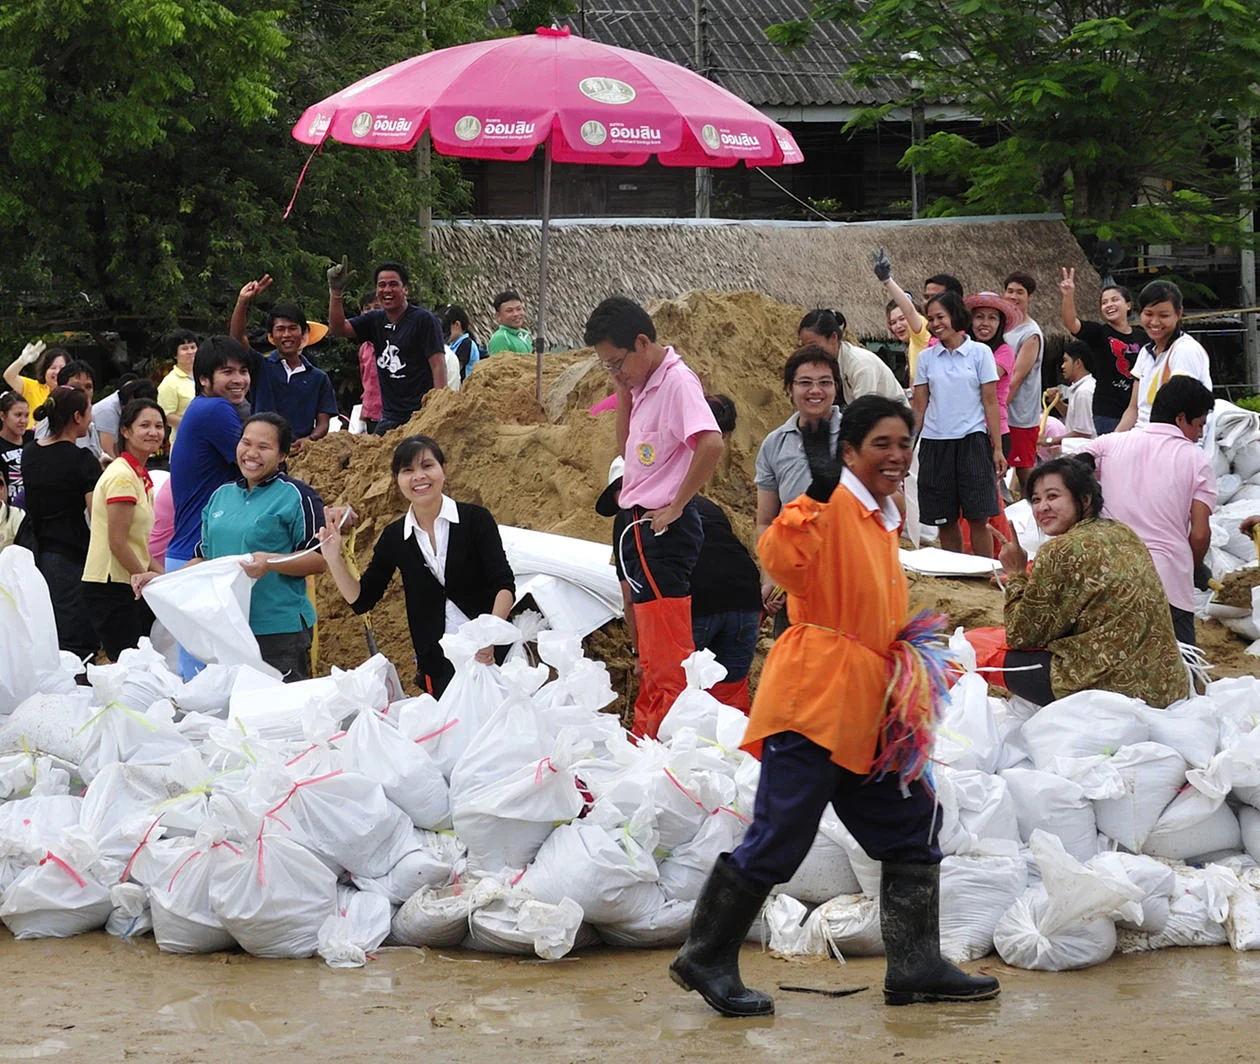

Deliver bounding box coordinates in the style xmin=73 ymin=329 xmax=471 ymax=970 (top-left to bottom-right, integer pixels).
xmin=691 ymin=608 xmax=760 ymax=682
xmin=1093 ymin=414 xmax=1122 ymax=435
xmin=163 ymin=555 xmax=206 ymax=682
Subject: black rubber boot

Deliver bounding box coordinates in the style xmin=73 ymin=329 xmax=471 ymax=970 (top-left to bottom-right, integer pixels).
xmin=881 ymin=861 xmax=1000 ymax=1006
xmin=669 ymin=853 xmax=775 ymax=1017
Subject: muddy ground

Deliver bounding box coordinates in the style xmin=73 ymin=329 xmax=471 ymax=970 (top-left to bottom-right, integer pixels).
xmin=4 ymin=933 xmax=1259 ymax=1062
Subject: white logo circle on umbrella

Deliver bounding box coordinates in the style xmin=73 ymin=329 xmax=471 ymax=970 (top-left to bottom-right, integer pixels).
xmin=351 ymin=112 xmax=373 ymax=137
xmin=455 ymin=115 xmax=483 ymax=141
xmin=578 ymin=77 xmax=636 ymax=105
xmin=580 ymin=120 xmax=608 ymax=146
xmin=701 ymin=124 xmax=720 ymax=149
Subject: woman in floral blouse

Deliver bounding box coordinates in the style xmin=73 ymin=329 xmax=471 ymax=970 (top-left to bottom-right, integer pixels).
xmin=988 ymin=455 xmax=1187 ymax=708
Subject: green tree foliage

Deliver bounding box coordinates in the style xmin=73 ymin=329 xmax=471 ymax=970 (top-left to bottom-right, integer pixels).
xmin=768 ymin=0 xmax=1260 ymax=245
xmin=0 ymin=0 xmax=491 ymax=354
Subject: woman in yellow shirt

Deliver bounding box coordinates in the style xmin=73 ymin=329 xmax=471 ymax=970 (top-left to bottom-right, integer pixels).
xmin=81 ymin=399 xmax=168 ymax=660
xmin=3 ymin=341 xmax=69 ymax=429
xmin=670 ymin=395 xmax=998 ymax=1017
xmin=872 ymin=247 xmax=931 ymax=381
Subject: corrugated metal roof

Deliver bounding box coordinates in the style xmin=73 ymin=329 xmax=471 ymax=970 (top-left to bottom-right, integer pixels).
xmin=490 ymin=1 xmax=909 ymax=107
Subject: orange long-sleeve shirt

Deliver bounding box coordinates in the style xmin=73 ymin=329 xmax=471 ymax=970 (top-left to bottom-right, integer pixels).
xmin=743 ymin=472 xmax=908 ymax=774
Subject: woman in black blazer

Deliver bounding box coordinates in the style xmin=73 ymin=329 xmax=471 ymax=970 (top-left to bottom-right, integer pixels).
xmin=318 ymin=434 xmax=515 ymax=696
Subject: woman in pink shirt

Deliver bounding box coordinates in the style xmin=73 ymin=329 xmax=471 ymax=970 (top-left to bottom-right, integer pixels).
xmin=964 ymin=292 xmax=1022 ymax=458
xmin=357 ymin=291 xmax=383 ymax=433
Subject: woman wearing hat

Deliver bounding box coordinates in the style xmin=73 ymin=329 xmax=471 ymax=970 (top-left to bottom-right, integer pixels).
xmin=963 ymin=291 xmax=1023 ymax=458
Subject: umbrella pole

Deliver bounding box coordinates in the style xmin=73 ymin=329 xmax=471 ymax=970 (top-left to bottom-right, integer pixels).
xmin=535 ymin=139 xmax=553 ymax=405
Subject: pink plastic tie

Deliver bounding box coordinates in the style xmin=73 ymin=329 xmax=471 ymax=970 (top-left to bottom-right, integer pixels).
xmin=120 ymin=812 xmax=166 ymax=884
xmin=40 ymin=851 xmax=86 ymax=889
xmin=414 ymin=718 xmax=459 ymax=745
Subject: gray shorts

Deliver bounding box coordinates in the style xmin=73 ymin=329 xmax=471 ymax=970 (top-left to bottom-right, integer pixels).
xmin=256 ymin=628 xmax=313 ymax=683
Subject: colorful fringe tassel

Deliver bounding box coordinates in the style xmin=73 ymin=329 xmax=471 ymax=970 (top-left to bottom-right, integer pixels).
xmin=868 ymin=609 xmax=962 ymax=794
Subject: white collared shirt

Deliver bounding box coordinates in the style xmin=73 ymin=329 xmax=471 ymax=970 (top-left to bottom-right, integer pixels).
xmin=281 ymin=359 xmax=308 ymax=381
xmin=403 ymin=495 xmax=472 ymax=633
xmin=840 ymin=468 xmax=902 ymax=532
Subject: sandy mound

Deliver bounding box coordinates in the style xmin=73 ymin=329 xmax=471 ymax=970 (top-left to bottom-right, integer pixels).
xmin=292 ymin=288 xmax=1257 ymax=695
xmin=1215 ymin=567 xmax=1260 ymax=610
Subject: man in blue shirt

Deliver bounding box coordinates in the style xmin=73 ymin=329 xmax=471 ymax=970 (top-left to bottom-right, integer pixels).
xmin=166 ymin=336 xmax=250 ymax=679
xmin=326 ymin=258 xmax=446 ymax=434
xmin=230 ymin=275 xmax=339 ymax=452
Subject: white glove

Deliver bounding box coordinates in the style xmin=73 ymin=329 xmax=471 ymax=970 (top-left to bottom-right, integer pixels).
xmin=18 ymin=340 xmax=46 ymax=367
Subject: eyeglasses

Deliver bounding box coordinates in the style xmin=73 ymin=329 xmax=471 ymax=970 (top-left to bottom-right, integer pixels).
xmin=793 ymin=377 xmax=836 ymax=390
xmin=599 ymin=350 xmax=633 ymax=374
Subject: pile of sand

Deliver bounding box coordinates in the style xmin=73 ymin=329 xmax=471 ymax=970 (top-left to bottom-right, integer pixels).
xmin=1214 ymin=567 xmax=1260 ymax=610
xmin=291 ymin=288 xmax=1258 ymax=696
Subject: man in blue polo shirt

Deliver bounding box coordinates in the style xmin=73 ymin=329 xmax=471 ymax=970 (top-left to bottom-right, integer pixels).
xmin=231 ymin=275 xmax=339 ymax=452
xmin=167 ymin=336 xmax=251 ymax=679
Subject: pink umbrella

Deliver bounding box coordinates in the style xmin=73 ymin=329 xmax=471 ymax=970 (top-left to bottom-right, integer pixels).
xmin=292 ymin=26 xmax=802 ymax=398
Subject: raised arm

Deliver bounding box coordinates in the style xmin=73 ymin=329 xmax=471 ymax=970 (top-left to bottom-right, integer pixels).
xmin=872 ymin=248 xmax=925 ymax=333
xmin=326 ymin=256 xmax=358 ymax=339
xmin=1059 ymin=267 xmax=1082 ymax=335
xmin=230 ymin=275 xmax=273 ymax=347
xmin=4 ymin=340 xmax=45 ymax=394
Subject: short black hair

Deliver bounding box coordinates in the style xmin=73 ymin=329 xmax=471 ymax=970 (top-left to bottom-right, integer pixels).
xmin=118 ymin=398 xmax=167 ymax=440
xmin=193 ymin=336 xmax=251 ymax=396
xmin=925 ymin=290 xmax=970 ymax=333
xmin=1138 ymin=279 xmax=1183 ymax=313
xmin=375 ymin=261 xmax=410 ymax=287
xmin=492 ymin=290 xmax=522 ymax=311
xmin=1063 ymin=339 xmax=1094 ymax=374
xmin=782 ymin=344 xmax=840 ymax=395
xmin=34 ymin=386 xmax=89 ymax=435
xmin=1151 ymin=376 xmax=1214 ymax=426
xmin=583 ymin=296 xmax=656 ymax=349
xmin=1004 ymin=271 xmax=1037 ymax=296
xmin=57 ymin=360 xmax=95 ymax=386
xmin=119 ymin=378 xmax=158 ymax=405
xmin=391 ymin=434 xmax=445 ymax=476
xmin=1102 ymin=284 xmax=1133 ymax=305
xmin=705 ymin=394 xmax=737 ymax=436
xmin=798 ymin=308 xmax=846 ymax=341
xmin=360 ymin=290 xmax=379 ymax=311
xmin=924 ymin=274 xmax=964 ymax=296
xmin=1028 ymin=456 xmax=1104 ymax=520
xmin=267 ymin=302 xmax=308 ymax=335
xmin=441 ymin=304 xmax=473 ymax=338
xmin=839 ymin=394 xmax=914 ymax=450
xmin=167 ymin=329 xmax=199 ymax=360
xmin=243 ymin=411 xmax=293 ymax=456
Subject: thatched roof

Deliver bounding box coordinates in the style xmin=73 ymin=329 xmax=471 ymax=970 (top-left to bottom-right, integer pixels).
xmin=433 ymin=215 xmax=1098 ymax=349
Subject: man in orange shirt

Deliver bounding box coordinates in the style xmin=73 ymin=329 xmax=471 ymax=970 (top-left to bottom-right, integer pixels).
xmin=669 ymin=395 xmax=999 ymax=1017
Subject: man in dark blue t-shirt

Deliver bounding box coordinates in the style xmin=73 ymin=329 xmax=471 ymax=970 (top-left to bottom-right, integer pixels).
xmin=166 ymin=335 xmax=250 ymax=679
xmin=327 ymin=258 xmax=446 ymax=434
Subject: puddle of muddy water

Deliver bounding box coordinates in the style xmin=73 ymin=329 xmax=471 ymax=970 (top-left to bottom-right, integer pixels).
xmin=0 ymin=1040 xmax=68 ymax=1060
xmin=156 ymin=993 xmax=317 ymax=1046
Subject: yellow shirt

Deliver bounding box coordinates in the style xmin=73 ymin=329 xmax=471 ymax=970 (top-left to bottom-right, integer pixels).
xmin=907 ymin=322 xmax=932 ymax=381
xmin=17 ymin=378 xmax=50 ymax=429
xmin=157 ymin=366 xmax=195 ymax=445
xmin=83 ymin=454 xmax=154 ymax=583
xmin=0 ymin=505 xmax=24 ymax=552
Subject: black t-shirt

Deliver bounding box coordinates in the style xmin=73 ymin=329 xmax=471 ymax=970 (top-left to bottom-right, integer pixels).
xmin=20 ymin=440 xmax=101 ymax=560
xmin=1 ymin=432 xmax=31 ymax=508
xmin=611 ymin=495 xmax=761 ymax=616
xmin=1076 ymin=320 xmax=1148 ymax=419
xmin=349 ymin=305 xmax=445 ymax=424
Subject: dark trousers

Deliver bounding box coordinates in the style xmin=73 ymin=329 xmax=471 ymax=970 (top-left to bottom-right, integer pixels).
xmin=1093 ymin=414 xmax=1122 ymax=435
xmin=729 ymin=731 xmax=942 ymax=891
xmin=692 ymin=609 xmax=760 ymax=682
xmin=618 ymin=501 xmax=704 ymax=604
xmin=81 ymin=580 xmax=155 ymax=662
xmin=1002 ymin=648 xmax=1057 ymax=706
xmin=1170 ymin=605 xmax=1196 ymax=647
xmin=37 ymin=551 xmax=99 ymax=661
xmin=256 ymin=628 xmax=313 ymax=683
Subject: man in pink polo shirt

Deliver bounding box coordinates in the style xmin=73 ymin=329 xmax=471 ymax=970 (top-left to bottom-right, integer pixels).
xmin=585 ymin=296 xmax=723 ymax=737
xmin=1082 ymin=375 xmax=1216 ymax=646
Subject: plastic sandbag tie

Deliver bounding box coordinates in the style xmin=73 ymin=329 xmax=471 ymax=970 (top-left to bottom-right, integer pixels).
xmin=40 ymin=850 xmax=87 ymax=889
xmin=120 ymin=813 xmax=168 ymax=884
xmin=255 ymin=769 xmax=345 ymax=885
xmin=167 ymin=840 xmax=241 ymax=893
xmin=75 ymin=701 xmax=161 ymax=737
xmin=413 ymin=719 xmax=459 ymax=745
xmin=663 ymin=767 xmax=751 ymax=825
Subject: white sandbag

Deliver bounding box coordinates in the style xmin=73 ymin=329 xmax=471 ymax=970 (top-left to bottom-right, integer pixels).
xmin=106 ymin=882 xmax=153 ymax=939
xmin=141 ymin=556 xmax=281 ymax=678
xmin=1143 ymin=788 xmax=1242 ymax=862
xmin=1140 ymin=698 xmax=1219 ymax=769
xmin=517 ymin=804 xmax=664 ymax=928
xmin=1225 ymin=866 xmax=1260 ymax=951
xmin=427 ymin=615 xmax=521 ymax=777
xmin=816 ymin=893 xmax=884 ymax=958
xmin=1092 ymin=743 xmax=1188 ymax=852
xmin=452 ymin=730 xmax=589 ymax=876
xmin=933 ymin=672 xmax=1002 ymax=773
xmin=1001 ymin=767 xmax=1099 ymax=862
xmin=172 ymin=664 xmax=240 ymax=718
xmin=0 ymin=830 xmax=113 ymax=939
xmin=0 ymin=689 xmax=93 ymax=765
xmin=656 ymin=649 xmax=729 ymax=744
xmin=598 ymin=899 xmax=695 ymax=947
xmin=764 ymin=893 xmax=829 ymax=956
xmin=1241 ymin=807 xmax=1260 ymax=864
xmin=351 ymin=829 xmax=464 ymax=905
xmin=772 ymin=810 xmax=860 ymax=904
xmin=1020 ymin=690 xmax=1149 ymax=770
xmin=227 ymin=672 xmax=334 ymax=742
xmin=1217 ymin=473 xmax=1243 ymax=505
xmin=935 ymin=768 xmax=1021 ymax=855
xmin=76 ymin=697 xmax=196 ymax=783
xmin=1118 ymin=866 xmax=1234 ymax=950
xmin=279 ymin=769 xmax=417 ymax=879
xmin=992 ymin=831 xmax=1143 ymax=971
xmin=0 ymin=547 xmax=77 ymax=714
xmin=1207 ymin=676 xmax=1260 ymax=749
xmin=341 ymin=707 xmax=450 ymax=830
xmin=318 ymin=888 xmax=393 ymax=968
xmin=1086 ymin=852 xmax=1177 ymax=933
xmin=464 ymin=893 xmax=593 ymax=959
xmin=533 ymin=631 xmax=618 ymax=717
xmin=940 ymin=852 xmax=1029 ymax=963
xmin=209 ymin=833 xmax=338 ymax=958
xmin=1234 ymin=440 xmax=1260 ymax=480
xmin=830 ymin=818 xmax=883 ymax=896
xmin=391 ymin=883 xmax=479 ymax=948
xmin=1233 ymin=484 xmax=1260 ymax=502
xmin=149 ymin=830 xmax=239 ymax=954
xmin=661 ymin=809 xmax=749 ymax=903
xmin=79 ymin=761 xmax=180 ymax=870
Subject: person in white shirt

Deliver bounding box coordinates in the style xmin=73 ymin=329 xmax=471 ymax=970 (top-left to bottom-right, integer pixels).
xmin=797 ymin=309 xmax=905 ymax=405
xmin=1046 ymin=340 xmax=1097 ymax=440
